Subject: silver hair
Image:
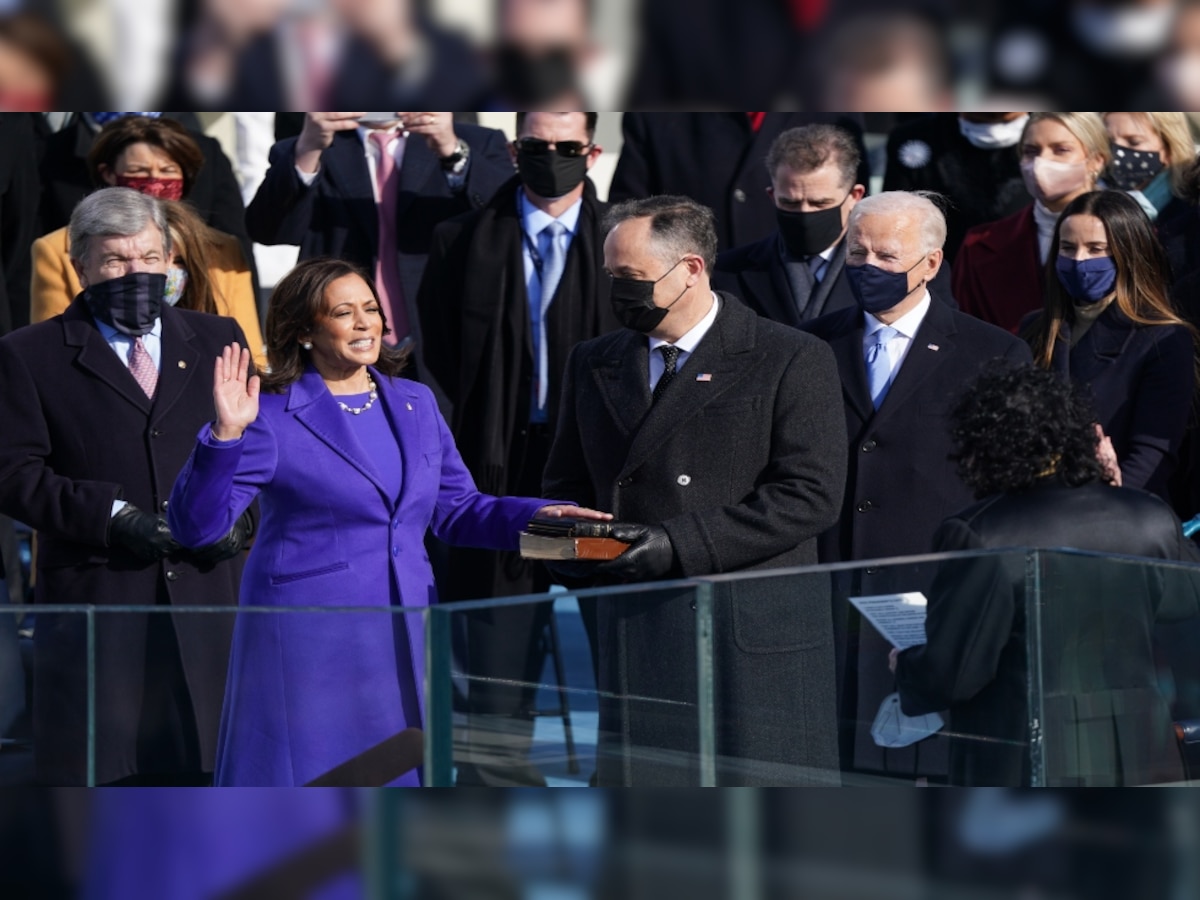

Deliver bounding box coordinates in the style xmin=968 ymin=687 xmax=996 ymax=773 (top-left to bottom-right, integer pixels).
xmin=847 ymin=190 xmax=948 ymax=255
xmin=68 ymin=187 xmax=171 ymax=265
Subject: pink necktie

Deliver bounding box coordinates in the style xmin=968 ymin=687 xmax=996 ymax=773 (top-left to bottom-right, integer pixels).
xmin=368 ymin=131 xmax=409 ymax=343
xmin=129 ymin=336 xmax=158 ymax=399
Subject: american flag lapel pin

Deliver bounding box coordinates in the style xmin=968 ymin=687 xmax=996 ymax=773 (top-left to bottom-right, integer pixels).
xmin=696 ymin=373 xmax=713 ymax=382
xmin=927 ymin=343 xmax=940 ymax=352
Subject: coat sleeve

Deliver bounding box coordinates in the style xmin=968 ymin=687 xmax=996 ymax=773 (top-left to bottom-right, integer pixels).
xmin=0 ymin=337 xmax=121 ymax=545
xmin=30 ymin=232 xmax=75 ymax=324
xmin=541 ymin=343 xmax=598 ymax=511
xmin=428 ymin=398 xmax=549 ymax=549
xmin=895 ymin=517 xmax=1015 ymax=716
xmin=167 ymin=413 xmax=278 ymax=549
xmin=662 ymin=336 xmax=848 ymax=575
xmin=1117 ymin=325 xmax=1194 ymax=494
xmin=244 ymin=138 xmax=315 ymax=246
xmin=460 ymin=127 xmax=515 ymax=208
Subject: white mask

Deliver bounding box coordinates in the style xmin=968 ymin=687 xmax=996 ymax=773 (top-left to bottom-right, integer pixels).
xmin=1072 ymin=2 xmax=1175 ymax=58
xmin=958 ymin=114 xmax=1030 ymax=150
xmin=1020 ymin=157 xmax=1092 ymax=205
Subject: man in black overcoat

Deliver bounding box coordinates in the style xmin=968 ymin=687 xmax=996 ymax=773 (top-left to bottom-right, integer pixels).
xmin=0 ymin=188 xmax=252 ymax=785
xmin=417 ymin=112 xmax=619 ymax=785
xmin=801 ymin=190 xmax=1032 ymax=780
xmin=543 ymin=195 xmax=848 ymax=785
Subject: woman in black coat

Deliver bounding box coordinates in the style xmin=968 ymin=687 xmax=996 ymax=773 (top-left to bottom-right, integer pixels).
xmin=894 ymin=363 xmax=1200 ymax=786
xmin=1022 ymin=190 xmax=1197 ymax=502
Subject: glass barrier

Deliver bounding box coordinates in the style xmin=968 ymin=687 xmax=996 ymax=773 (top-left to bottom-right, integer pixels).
xmin=425 ymin=581 xmax=716 ymax=787
xmin=6 ymin=548 xmax=1200 ymax=787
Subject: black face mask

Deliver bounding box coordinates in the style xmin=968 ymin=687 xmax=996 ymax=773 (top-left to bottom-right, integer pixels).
xmin=517 ymin=147 xmax=589 ymax=200
xmin=82 ymin=271 xmax=165 ymax=336
xmin=1107 ymin=142 xmax=1165 ymax=191
xmin=776 ymin=194 xmax=850 ymax=258
xmin=496 ymin=44 xmax=578 ymax=107
xmin=610 ymin=259 xmax=688 ymax=333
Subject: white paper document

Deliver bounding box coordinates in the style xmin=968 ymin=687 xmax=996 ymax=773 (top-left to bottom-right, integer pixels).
xmin=849 ymin=591 xmax=929 ymax=650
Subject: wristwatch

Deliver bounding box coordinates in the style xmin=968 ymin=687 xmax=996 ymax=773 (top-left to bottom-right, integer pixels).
xmin=440 ymin=138 xmax=470 ymax=173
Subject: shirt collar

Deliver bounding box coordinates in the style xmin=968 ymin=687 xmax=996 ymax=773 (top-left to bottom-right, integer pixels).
xmin=864 ymin=291 xmax=931 ymax=340
xmin=649 ymin=293 xmax=721 ymax=354
xmin=95 ymin=316 xmax=163 ymax=343
xmin=518 ymin=189 xmax=583 ymax=238
xmin=357 ymin=124 xmax=404 ymax=146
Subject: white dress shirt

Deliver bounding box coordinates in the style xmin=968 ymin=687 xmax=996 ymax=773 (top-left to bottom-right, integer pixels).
xmin=648 ymin=293 xmax=721 ymax=392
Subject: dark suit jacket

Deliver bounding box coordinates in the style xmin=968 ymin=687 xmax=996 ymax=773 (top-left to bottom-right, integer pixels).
xmin=245 ymin=127 xmax=513 ymax=394
xmin=897 ymin=480 xmax=1200 ymax=786
xmin=802 ymin=299 xmax=1032 ymax=776
xmin=1046 ymin=307 xmax=1194 ymax=502
xmin=714 ymin=233 xmax=957 ymax=327
xmin=953 ymin=204 xmax=1043 ymax=334
xmin=543 ymin=295 xmax=847 ymax=785
xmin=36 ymin=116 xmax=254 ymax=284
xmin=0 ymin=113 xmax=39 ymax=334
xmin=0 ymin=301 xmax=249 ymax=784
xmin=608 ymin=113 xmax=870 ymax=252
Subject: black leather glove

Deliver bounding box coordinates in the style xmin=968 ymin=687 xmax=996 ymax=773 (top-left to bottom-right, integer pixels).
xmin=108 ymin=504 xmax=183 ymax=562
xmin=189 ymin=510 xmax=255 ymax=565
xmin=591 ymin=523 xmax=677 ymax=583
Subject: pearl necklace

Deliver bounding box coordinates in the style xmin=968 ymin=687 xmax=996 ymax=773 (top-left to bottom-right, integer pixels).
xmin=337 ymin=377 xmax=378 ymax=415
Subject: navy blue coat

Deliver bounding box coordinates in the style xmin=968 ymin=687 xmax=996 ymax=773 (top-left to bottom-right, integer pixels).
xmin=1045 ymin=306 xmax=1194 ymax=502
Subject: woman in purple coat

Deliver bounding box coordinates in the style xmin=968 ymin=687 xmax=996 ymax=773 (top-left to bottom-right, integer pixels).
xmin=168 ymin=258 xmax=606 ymax=786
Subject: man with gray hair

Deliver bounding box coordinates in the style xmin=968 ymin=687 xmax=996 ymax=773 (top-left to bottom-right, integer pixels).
xmin=0 ymin=187 xmax=253 ymax=785
xmin=543 ymin=194 xmax=848 ymax=785
xmin=801 ymin=190 xmax=1031 ymax=780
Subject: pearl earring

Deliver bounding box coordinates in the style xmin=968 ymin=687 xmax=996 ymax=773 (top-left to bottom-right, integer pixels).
xmin=301 ymin=341 xmax=313 ymax=350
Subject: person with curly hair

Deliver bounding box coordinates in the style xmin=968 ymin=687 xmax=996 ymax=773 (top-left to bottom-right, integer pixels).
xmin=1023 ymin=189 xmax=1197 ymax=503
xmin=892 ymin=361 xmax=1200 ymax=786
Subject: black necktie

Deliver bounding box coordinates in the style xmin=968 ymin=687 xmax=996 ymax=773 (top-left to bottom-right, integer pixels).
xmin=653 ymin=344 xmax=680 ymax=402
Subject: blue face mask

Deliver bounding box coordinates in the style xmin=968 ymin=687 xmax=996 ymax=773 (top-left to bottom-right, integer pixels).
xmin=1055 ymin=255 xmax=1118 ymax=304
xmin=845 ymin=256 xmax=927 ymax=315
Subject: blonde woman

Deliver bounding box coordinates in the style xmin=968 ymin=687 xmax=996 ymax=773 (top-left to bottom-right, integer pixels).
xmin=1103 ymin=111 xmax=1198 ymax=224
xmin=953 ymin=112 xmax=1110 ymax=333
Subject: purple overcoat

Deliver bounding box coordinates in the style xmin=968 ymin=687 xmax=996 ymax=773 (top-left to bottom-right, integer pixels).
xmin=168 ymin=366 xmax=548 ymax=786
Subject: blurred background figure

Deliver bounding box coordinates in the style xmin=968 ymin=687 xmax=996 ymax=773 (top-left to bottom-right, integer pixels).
xmin=814 ymin=8 xmax=956 ymax=112
xmin=1156 ymin=0 xmax=1200 ymax=108
xmin=0 ymin=12 xmax=67 ymax=110
xmin=883 ymin=113 xmax=1032 ymax=264
xmin=609 ymin=112 xmax=869 ymax=254
xmin=490 ymin=0 xmax=593 ymax=108
xmin=954 ymin=111 xmax=1110 ymax=334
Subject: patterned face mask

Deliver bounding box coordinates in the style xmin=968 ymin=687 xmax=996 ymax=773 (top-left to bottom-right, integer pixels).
xmin=164 ymin=266 xmax=189 ymax=307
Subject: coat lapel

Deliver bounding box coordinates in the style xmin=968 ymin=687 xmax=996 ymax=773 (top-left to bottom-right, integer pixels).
xmin=376 ymin=373 xmax=423 ymax=513
xmin=62 ymin=300 xmax=153 ymax=414
xmin=395 ymin=139 xmax=439 ymax=222
xmin=590 ymin=330 xmax=651 ymax=440
xmin=622 ymin=296 xmax=758 ymax=476
xmin=1068 ymin=306 xmax=1137 ymax=383
xmin=149 ymin=307 xmax=202 ymax=425
xmin=869 ymin=300 xmax=957 ymax=426
xmin=322 ymin=133 xmax=378 ymax=252
xmin=755 ymin=239 xmax=804 ymax=326
xmin=824 ymin=308 xmax=873 ymax=423
xmin=808 ymin=241 xmax=847 ymax=320
xmin=289 ymin=367 xmax=392 ymax=505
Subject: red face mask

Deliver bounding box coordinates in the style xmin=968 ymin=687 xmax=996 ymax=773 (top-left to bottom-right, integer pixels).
xmin=114 ymin=174 xmax=185 ymax=201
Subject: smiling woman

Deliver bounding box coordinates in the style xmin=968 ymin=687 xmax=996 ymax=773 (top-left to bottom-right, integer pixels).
xmin=166 ymin=257 xmax=610 ymax=787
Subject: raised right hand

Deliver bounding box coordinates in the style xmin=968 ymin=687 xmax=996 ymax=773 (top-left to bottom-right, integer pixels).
xmin=212 ymin=343 xmax=259 ymax=441
xmin=295 ymin=112 xmax=365 ymax=170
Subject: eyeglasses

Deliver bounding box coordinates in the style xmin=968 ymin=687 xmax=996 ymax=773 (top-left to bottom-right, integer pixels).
xmin=513 ymin=137 xmax=594 ymax=158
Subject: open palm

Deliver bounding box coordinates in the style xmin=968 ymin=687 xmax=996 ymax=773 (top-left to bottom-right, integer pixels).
xmin=213 ymin=344 xmax=260 ymax=440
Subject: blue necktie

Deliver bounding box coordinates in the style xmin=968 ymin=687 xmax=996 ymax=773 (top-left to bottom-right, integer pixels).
xmin=866 ymin=326 xmax=898 ymax=409
xmin=533 ymin=221 xmax=568 ymax=415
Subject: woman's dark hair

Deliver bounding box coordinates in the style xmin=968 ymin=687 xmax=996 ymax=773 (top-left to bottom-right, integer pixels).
xmin=1024 ymin=190 xmax=1195 ymax=369
xmin=86 ymin=116 xmax=204 ymax=197
xmin=261 ymin=257 xmax=410 ymax=392
xmin=951 ymin=361 xmax=1109 ymax=498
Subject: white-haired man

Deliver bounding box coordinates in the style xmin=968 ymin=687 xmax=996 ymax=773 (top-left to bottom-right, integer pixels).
xmin=802 ymin=190 xmax=1032 ymax=780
